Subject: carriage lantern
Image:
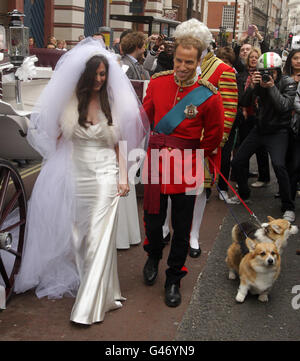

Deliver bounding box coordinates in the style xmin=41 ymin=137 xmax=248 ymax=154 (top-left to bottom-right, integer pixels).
xmin=7 ymin=9 xmax=29 ymax=66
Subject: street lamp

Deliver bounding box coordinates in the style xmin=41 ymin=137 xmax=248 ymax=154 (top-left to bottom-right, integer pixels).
xmin=5 ymin=10 xmax=30 ymax=106
xmin=7 ymin=9 xmax=29 ymax=67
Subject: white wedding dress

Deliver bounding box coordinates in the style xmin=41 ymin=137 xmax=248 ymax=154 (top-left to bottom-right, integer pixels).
xmin=14 ymin=109 xmax=125 ymax=325
xmin=69 ymin=116 xmax=125 ymax=324
xmin=13 ymin=37 xmax=149 ymax=323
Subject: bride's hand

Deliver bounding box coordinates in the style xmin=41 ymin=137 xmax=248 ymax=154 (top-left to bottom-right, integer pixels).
xmin=117 ymin=182 xmax=130 ymax=197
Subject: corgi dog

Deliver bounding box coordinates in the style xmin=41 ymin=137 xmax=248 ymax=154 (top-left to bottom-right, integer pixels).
xmin=226 ymin=216 xmax=298 ymax=280
xmin=234 ymin=238 xmax=281 ymax=303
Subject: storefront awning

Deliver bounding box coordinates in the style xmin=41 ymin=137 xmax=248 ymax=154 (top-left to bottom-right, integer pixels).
xmin=110 ymin=14 xmax=180 ymax=36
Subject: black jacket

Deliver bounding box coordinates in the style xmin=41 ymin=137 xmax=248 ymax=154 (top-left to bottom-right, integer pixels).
xmin=153 ymin=52 xmax=174 ymax=74
xmin=234 ymin=70 xmax=257 ymax=129
xmin=233 ymin=40 xmax=269 ymax=74
xmin=237 ymin=70 xmax=251 ymax=105
xmin=240 ymin=75 xmax=297 ymax=134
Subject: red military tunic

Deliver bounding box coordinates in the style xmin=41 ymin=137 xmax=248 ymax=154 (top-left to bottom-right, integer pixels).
xmin=201 ymin=52 xmax=238 ymax=186
xmin=142 ymin=70 xmax=224 ymax=211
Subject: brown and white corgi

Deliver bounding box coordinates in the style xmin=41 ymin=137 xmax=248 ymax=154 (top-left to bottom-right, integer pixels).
xmin=234 ymin=238 xmax=281 ymax=303
xmin=226 ymin=216 xmax=298 ymax=280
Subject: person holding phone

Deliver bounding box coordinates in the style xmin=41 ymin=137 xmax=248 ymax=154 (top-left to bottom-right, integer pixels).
xmin=143 ymin=35 xmax=167 ymax=75
xmin=233 ymin=24 xmax=267 ymax=73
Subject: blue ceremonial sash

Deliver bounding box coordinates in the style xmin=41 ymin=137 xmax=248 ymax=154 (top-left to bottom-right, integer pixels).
xmin=154 ymin=85 xmax=214 ymax=135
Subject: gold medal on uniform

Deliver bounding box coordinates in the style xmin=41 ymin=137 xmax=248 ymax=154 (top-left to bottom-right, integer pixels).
xmin=184 ymin=104 xmax=198 ymax=119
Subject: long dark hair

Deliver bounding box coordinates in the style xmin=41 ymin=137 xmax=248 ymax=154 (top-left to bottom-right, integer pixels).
xmin=76 ymin=55 xmax=112 ymax=127
xmin=283 ymin=49 xmax=300 ymax=76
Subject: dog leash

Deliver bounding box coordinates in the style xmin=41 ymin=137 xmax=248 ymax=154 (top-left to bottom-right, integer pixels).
xmin=205 ymin=156 xmax=263 ymax=231
xmin=204 ymin=157 xmax=262 ymax=256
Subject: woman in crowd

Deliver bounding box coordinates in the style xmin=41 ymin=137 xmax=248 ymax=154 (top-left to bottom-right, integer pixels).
xmin=29 ymin=37 xmax=35 ymax=49
xmin=227 ymin=47 xmax=270 ymax=203
xmin=48 ymin=35 xmax=57 ymax=47
xmin=14 ymin=37 xmax=149 ymax=325
xmin=284 ymin=49 xmax=300 ymax=202
xmin=56 ymin=40 xmax=67 ymax=51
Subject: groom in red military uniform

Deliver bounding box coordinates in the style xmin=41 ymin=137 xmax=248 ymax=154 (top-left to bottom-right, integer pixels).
xmin=142 ymin=35 xmax=224 ymax=307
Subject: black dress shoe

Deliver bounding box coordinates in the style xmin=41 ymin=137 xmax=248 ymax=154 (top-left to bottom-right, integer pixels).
xmin=189 ymin=247 xmax=201 ymax=258
xmin=165 ymin=284 xmax=181 ymax=307
xmin=143 ymin=257 xmax=159 ymax=285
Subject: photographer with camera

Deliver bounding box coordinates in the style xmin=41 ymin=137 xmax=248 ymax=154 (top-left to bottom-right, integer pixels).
xmin=228 ymin=47 xmax=271 ymax=198
xmin=230 ymin=52 xmax=298 ymax=222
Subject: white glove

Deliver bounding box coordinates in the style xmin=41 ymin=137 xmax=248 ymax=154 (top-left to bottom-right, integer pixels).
xmin=15 ymin=56 xmax=38 ymax=82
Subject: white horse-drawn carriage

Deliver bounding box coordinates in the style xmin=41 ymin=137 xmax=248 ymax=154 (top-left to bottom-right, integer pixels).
xmin=0 ymin=56 xmax=53 ymax=308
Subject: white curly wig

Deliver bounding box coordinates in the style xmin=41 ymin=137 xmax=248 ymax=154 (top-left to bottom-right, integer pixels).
xmin=173 ymin=18 xmax=213 ymax=49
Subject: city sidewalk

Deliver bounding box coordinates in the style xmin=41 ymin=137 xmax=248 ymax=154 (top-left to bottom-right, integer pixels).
xmin=176 ymin=174 xmax=300 ymax=341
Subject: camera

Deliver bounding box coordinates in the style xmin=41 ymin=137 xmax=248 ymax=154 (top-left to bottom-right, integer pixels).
xmin=259 ymin=70 xmax=272 ymax=83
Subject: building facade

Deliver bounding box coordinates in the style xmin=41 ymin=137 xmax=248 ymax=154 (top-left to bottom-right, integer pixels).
xmin=287 ymin=0 xmax=300 ymax=36
xmin=203 ymin=0 xmax=287 ymax=47
xmin=203 ymin=0 xmax=252 ymax=45
xmin=1 ymin=0 xmax=98 ymax=47
xmin=0 ymin=0 xmax=203 ymax=48
xmin=1 ymin=0 xmax=289 ymax=48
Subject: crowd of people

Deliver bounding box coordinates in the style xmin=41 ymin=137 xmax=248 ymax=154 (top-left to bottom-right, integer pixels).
xmin=29 ymin=36 xmax=67 ymax=51
xmin=111 ymin=24 xmax=300 ymax=235
xmin=11 ymin=20 xmax=300 ymax=325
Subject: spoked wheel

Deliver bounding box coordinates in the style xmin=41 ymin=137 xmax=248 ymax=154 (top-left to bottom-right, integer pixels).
xmin=0 ymin=159 xmax=27 ymax=304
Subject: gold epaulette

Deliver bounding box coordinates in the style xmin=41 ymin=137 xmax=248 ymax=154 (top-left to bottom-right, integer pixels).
xmin=198 ymin=79 xmax=218 ymax=94
xmin=151 ymin=70 xmax=174 ymax=79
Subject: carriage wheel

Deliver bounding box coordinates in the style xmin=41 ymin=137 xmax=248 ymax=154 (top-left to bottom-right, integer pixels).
xmin=0 ymin=159 xmax=27 ymax=303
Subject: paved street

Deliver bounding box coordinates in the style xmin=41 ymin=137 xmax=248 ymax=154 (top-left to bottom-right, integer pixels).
xmin=0 ymin=160 xmax=299 ymax=341
xmin=176 ymin=168 xmax=300 ymax=341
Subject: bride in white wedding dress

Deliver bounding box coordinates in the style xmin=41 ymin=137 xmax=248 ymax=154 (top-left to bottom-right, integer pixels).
xmin=13 ymin=38 xmax=149 ymax=325
xmin=68 ymin=55 xmax=129 ymax=324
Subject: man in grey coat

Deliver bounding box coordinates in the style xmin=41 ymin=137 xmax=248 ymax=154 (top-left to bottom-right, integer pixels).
xmin=120 ymin=31 xmax=150 ymax=80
